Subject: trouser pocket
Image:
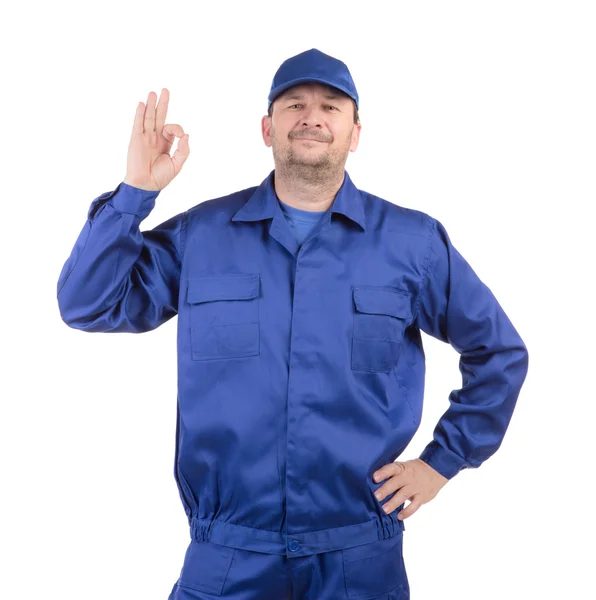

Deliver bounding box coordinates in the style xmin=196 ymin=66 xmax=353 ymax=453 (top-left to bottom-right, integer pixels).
xmin=342 ymin=532 xmax=407 ymax=599
xmin=174 ymin=539 xmax=236 ymax=596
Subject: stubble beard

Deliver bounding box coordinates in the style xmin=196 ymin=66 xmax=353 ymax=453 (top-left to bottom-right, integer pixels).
xmin=272 ymin=130 xmax=352 ymax=186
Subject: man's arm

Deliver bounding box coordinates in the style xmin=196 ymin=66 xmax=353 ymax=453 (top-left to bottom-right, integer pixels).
xmin=414 ymin=217 xmax=529 ymax=480
xmin=57 ymin=181 xmax=187 ymax=333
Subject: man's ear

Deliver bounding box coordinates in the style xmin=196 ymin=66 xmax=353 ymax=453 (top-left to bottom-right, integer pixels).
xmin=261 ymin=115 xmax=272 ymax=148
xmin=350 ymin=123 xmax=362 ymax=152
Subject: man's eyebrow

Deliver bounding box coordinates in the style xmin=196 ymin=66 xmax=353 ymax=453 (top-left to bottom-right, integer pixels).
xmin=280 ymin=92 xmax=347 ymax=102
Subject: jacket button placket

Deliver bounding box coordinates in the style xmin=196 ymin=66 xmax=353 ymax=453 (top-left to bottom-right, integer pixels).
xmin=284 ymin=240 xmax=313 ymax=557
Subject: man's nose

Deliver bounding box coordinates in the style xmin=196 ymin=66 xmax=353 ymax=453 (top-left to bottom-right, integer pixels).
xmin=299 ymin=104 xmax=326 ymax=125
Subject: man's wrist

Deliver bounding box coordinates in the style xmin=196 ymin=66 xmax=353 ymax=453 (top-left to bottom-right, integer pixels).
xmin=418 ymin=441 xmax=469 ymax=480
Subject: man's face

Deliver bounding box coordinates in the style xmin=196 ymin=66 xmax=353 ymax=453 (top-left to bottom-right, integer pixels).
xmin=261 ymin=82 xmax=361 ymax=178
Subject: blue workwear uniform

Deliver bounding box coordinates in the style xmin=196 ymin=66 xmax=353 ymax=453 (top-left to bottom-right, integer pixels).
xmin=57 ymin=169 xmax=529 ymax=599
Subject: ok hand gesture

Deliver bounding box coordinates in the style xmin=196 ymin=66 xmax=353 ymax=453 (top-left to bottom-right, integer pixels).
xmin=124 ymin=88 xmax=190 ymax=191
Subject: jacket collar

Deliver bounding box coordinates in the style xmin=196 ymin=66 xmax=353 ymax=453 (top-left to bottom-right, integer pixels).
xmin=231 ymin=168 xmax=367 ymax=231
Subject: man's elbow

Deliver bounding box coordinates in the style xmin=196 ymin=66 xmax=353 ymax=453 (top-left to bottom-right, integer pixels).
xmin=509 ymin=333 xmax=530 ymax=387
xmin=57 ymin=289 xmax=121 ymax=333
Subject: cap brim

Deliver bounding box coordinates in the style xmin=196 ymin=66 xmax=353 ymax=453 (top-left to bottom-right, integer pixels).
xmin=268 ymin=77 xmax=357 ymax=109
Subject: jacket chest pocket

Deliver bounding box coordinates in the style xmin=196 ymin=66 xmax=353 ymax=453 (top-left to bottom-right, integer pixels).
xmin=186 ymin=273 xmax=260 ymax=361
xmin=351 ymin=285 xmax=412 ymax=372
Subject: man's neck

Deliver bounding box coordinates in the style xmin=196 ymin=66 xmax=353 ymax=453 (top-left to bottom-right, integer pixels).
xmin=273 ymin=168 xmax=344 ymax=212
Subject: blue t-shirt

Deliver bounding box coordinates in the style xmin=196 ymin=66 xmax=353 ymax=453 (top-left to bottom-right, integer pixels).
xmin=278 ymin=198 xmax=327 ymax=247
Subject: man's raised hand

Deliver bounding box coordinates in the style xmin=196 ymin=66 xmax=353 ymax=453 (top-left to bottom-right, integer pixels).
xmin=123 ymin=88 xmax=190 ymax=192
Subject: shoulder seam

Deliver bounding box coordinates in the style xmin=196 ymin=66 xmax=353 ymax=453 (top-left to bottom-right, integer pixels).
xmin=412 ymin=215 xmax=437 ymax=323
xmin=178 ymin=210 xmax=188 ymax=266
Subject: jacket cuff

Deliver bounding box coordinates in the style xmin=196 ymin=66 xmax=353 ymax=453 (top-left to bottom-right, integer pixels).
xmin=109 ymin=181 xmax=160 ymax=216
xmin=418 ymin=440 xmax=470 ymax=480
xmin=88 ymin=181 xmax=160 ymax=221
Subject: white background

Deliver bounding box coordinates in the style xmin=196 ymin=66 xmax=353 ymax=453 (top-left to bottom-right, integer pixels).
xmin=1 ymin=0 xmax=594 ymax=598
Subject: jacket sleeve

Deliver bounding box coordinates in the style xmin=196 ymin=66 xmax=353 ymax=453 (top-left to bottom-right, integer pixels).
xmin=414 ymin=217 xmax=529 ymax=480
xmin=57 ymin=181 xmax=187 ymax=333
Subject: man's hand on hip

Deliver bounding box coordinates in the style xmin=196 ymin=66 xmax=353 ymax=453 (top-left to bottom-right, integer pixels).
xmin=372 ymin=459 xmax=449 ymax=521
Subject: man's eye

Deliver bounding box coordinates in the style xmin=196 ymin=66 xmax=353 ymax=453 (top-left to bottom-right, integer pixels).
xmin=289 ymin=104 xmax=338 ymax=110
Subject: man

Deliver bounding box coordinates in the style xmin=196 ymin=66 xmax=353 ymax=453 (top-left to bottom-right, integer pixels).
xmin=57 ymin=48 xmax=529 ymax=599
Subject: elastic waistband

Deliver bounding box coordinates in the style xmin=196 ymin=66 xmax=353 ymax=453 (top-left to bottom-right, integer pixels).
xmin=190 ymin=512 xmax=405 ymax=557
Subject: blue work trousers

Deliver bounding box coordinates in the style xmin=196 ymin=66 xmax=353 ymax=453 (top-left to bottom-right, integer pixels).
xmin=168 ymin=531 xmax=409 ymax=599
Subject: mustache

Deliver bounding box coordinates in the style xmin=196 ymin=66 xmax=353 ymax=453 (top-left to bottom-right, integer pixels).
xmin=290 ymin=131 xmax=330 ymax=142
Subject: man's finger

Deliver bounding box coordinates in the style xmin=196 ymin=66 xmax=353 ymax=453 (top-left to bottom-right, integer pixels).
xmin=163 ymin=124 xmax=185 ymax=142
xmin=373 ymin=461 xmax=405 ymax=483
xmin=171 ymin=134 xmax=190 ymax=175
xmin=155 ymin=88 xmax=169 ymax=134
xmin=379 ymin=485 xmax=413 ymax=512
xmin=397 ymin=496 xmax=422 ymax=520
xmin=144 ymin=91 xmax=157 ymax=132
xmin=132 ymin=101 xmax=145 ymax=135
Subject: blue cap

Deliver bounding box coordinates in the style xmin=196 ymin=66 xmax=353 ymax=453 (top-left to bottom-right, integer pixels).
xmin=267 ymin=48 xmax=359 ymax=112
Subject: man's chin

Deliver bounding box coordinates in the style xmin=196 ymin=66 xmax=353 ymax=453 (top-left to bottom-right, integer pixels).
xmin=287 ymin=151 xmax=330 ymax=165
xmin=288 ymin=159 xmax=331 ymax=169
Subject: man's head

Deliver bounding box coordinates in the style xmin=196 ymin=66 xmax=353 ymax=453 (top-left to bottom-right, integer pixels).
xmin=262 ymin=81 xmax=362 ymax=183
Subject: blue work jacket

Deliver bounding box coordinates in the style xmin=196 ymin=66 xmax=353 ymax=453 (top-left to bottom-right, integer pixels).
xmin=57 ymin=168 xmax=529 ymax=557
